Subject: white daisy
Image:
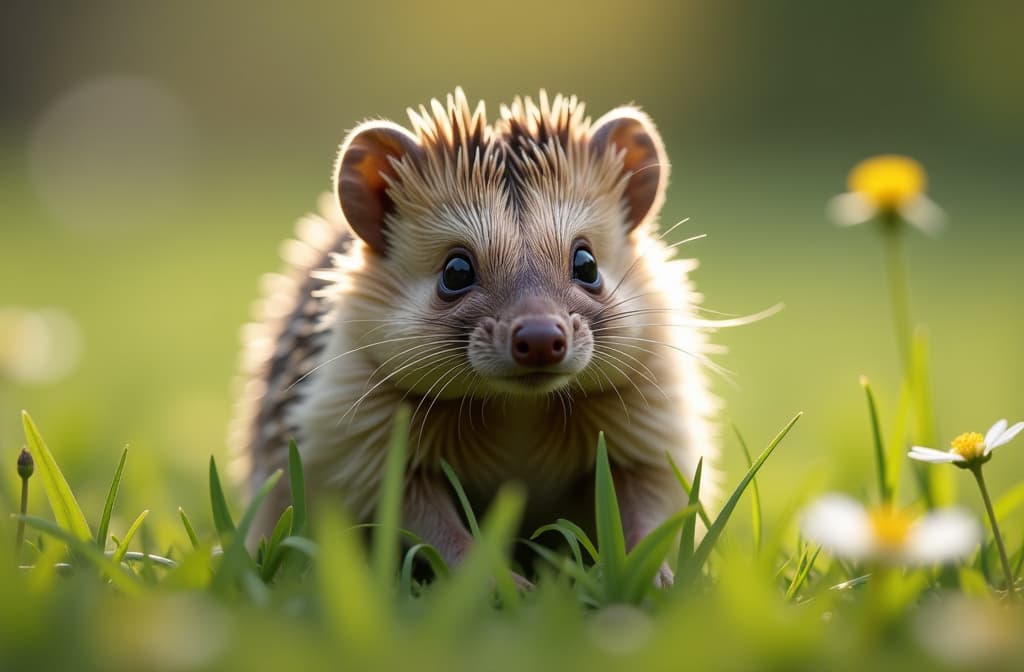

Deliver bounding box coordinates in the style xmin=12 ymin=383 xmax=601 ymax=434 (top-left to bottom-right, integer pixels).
xmin=909 ymin=419 xmax=1024 ymax=467
xmin=828 ymin=154 xmax=945 ymax=235
xmin=801 ymin=494 xmax=979 ymax=566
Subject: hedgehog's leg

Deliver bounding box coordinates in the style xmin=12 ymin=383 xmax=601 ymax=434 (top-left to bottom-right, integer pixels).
xmin=403 ymin=473 xmax=475 ymax=567
xmin=403 ymin=473 xmax=532 ymax=589
xmin=613 ymin=464 xmax=678 ymax=588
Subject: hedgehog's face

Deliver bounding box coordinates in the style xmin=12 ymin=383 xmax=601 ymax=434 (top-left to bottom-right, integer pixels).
xmin=334 ymin=92 xmax=668 ymax=399
xmin=433 ymin=232 xmax=607 ymax=397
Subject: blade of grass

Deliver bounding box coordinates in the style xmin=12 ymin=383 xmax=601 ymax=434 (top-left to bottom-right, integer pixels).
xmin=241 ymin=569 xmax=272 ymax=605
xmin=260 ymin=505 xmax=294 ymax=581
xmin=268 ymin=507 xmax=294 ymax=555
xmin=680 ymin=412 xmax=801 ymax=586
xmin=288 ymin=439 xmax=307 ymax=536
xmin=830 ymin=574 xmax=871 ymax=592
xmin=994 ymin=481 xmax=1024 ymax=523
xmin=440 ymin=459 xmax=480 ymax=538
xmin=16 ymin=515 xmax=139 ymax=594
xmin=667 ymin=453 xmax=713 ymax=529
xmin=911 ymin=327 xmax=935 ymax=446
xmin=521 ymin=539 xmax=601 ymax=595
xmin=531 ymin=523 xmax=585 ymax=568
xmin=958 ymin=567 xmax=991 ymax=599
xmin=677 ymin=457 xmax=704 ymax=574
xmin=179 ymin=507 xmax=200 ymax=550
xmin=974 ymin=538 xmax=991 ymax=582
xmin=622 ymin=506 xmax=693 ymax=603
xmin=280 ymin=536 xmax=318 ymax=559
xmin=912 ymin=328 xmax=955 ymax=507
xmin=211 ymin=468 xmax=282 ymax=593
xmin=860 ymin=376 xmax=891 ymax=505
xmin=118 ymin=551 xmax=177 ymax=569
xmin=773 ymin=554 xmax=794 ymax=581
xmin=372 ymin=405 xmax=410 ymax=590
xmin=318 ymin=506 xmax=392 ymax=660
xmin=21 ymin=411 xmax=92 ymax=542
xmin=554 ymin=518 xmax=599 ymax=562
xmin=96 ymin=447 xmax=128 ymax=549
xmin=891 ymin=375 xmax=922 ymax=504
xmin=209 ymin=456 xmax=236 ymax=542
xmin=785 ymin=545 xmax=820 ymax=602
xmin=399 ymin=543 xmax=449 ymax=595
xmin=162 ymin=542 xmax=214 ymax=589
xmin=733 ymin=424 xmax=763 ymax=554
xmin=594 ymin=432 xmax=627 ymax=601
xmin=111 ymin=509 xmax=149 ymax=565
xmin=760 ymin=464 xmax=828 ymax=566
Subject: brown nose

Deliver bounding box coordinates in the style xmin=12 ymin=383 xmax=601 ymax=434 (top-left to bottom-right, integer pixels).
xmin=511 ymin=319 xmax=567 ymax=366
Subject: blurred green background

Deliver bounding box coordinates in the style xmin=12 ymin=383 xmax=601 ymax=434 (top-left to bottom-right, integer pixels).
xmin=2 ymin=0 xmax=1023 ymax=544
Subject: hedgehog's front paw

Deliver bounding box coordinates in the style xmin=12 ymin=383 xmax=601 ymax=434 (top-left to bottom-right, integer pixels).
xmin=489 ymin=571 xmax=534 ymax=593
xmin=511 ymin=571 xmax=535 ymax=592
xmin=654 ymin=562 xmax=674 ymax=589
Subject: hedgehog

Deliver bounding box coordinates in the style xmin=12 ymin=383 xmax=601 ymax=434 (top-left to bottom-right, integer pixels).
xmin=233 ymin=88 xmax=720 ymax=585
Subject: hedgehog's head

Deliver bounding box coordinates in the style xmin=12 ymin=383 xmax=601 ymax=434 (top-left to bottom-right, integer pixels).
xmin=333 ymin=89 xmax=671 ymax=399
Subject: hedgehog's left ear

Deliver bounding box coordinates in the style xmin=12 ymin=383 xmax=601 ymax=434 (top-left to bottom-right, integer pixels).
xmin=335 ymin=121 xmax=422 ymax=255
xmin=589 ymin=108 xmax=669 ymax=232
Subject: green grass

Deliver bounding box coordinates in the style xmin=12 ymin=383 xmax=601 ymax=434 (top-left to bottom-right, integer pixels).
xmin=5 ymin=394 xmax=1024 ymax=671
xmin=3 ymin=153 xmax=1024 ymax=669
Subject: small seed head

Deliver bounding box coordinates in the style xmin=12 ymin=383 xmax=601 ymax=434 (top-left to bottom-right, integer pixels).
xmin=17 ymin=448 xmax=34 ymax=479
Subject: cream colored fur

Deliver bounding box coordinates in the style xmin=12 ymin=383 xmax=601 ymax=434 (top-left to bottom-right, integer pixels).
xmin=240 ymin=90 xmax=719 ymax=569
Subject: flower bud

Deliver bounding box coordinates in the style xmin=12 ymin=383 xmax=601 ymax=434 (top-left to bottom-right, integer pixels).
xmin=17 ymin=448 xmax=34 ymax=480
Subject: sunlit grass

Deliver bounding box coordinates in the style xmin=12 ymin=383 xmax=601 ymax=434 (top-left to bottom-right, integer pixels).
xmin=5 ymin=392 xmax=1024 ymax=670
xmin=3 ymin=153 xmax=1024 ymax=670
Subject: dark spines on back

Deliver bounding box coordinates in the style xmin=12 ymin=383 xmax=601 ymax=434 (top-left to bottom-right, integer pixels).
xmin=233 ymin=196 xmax=352 ymax=484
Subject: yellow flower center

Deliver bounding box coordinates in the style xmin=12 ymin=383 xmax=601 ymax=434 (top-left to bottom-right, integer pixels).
xmin=868 ymin=506 xmax=913 ymax=549
xmin=847 ymin=155 xmax=926 ymax=211
xmin=950 ymin=432 xmax=986 ymax=461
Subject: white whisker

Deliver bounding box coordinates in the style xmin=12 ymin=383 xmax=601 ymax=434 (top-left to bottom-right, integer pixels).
xmin=415 ymin=361 xmax=472 ymax=450
xmin=591 ymin=351 xmax=652 ymax=409
xmin=601 ymin=334 xmax=737 ymax=386
xmin=596 ymin=344 xmax=663 ymax=391
xmin=287 ymin=333 xmax=445 ymax=392
xmin=340 ymin=347 xmax=466 ymax=427
xmin=655 ymin=216 xmax=691 ymax=242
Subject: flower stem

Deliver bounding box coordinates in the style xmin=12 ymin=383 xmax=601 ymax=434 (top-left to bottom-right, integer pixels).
xmin=969 ymin=465 xmax=1015 ymax=591
xmin=17 ymin=471 xmax=28 ymax=555
xmin=881 ymin=218 xmax=912 ymax=369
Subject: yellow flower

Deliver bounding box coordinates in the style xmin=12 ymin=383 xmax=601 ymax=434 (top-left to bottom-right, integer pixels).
xmin=828 ymin=154 xmax=944 ymax=234
xmin=801 ymin=494 xmax=978 ymax=565
xmin=909 ymin=419 xmax=1024 ymax=467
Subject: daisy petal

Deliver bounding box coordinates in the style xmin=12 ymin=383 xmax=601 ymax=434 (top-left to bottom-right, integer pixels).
xmin=984 ymin=419 xmax=1007 ymax=452
xmin=899 ymin=194 xmax=946 ymax=236
xmin=801 ymin=494 xmax=873 ymax=560
xmin=827 ymin=193 xmax=875 ymax=227
xmin=905 ymin=508 xmax=980 ymax=565
xmin=908 ymin=447 xmax=963 ymax=463
xmin=988 ymin=421 xmax=1024 ymax=453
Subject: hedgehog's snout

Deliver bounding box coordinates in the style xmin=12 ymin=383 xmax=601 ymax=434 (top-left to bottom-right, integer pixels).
xmin=465 ymin=295 xmax=594 ymax=395
xmin=510 ymin=317 xmax=566 ymax=367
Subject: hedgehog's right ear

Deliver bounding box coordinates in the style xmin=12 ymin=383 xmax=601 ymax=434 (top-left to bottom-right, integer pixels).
xmin=335 ymin=121 xmax=422 ymax=255
xmin=589 ymin=108 xmax=669 ymax=232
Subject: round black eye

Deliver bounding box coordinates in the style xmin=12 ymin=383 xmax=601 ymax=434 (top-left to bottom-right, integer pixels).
xmin=572 ymin=246 xmax=601 ymax=289
xmin=439 ymin=253 xmax=476 ymax=297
